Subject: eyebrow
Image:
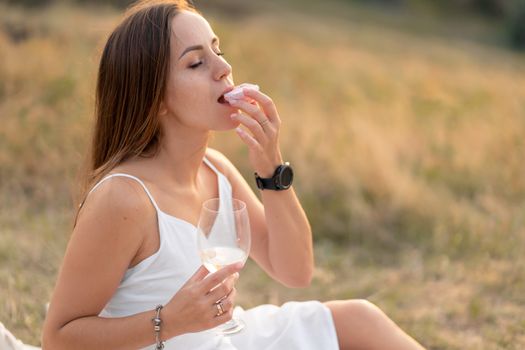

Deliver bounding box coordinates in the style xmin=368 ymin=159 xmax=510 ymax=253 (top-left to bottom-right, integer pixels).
xmin=178 ymin=37 xmax=219 ymax=60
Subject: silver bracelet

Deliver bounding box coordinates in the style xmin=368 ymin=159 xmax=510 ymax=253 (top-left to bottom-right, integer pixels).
xmin=152 ymin=305 xmax=165 ymax=350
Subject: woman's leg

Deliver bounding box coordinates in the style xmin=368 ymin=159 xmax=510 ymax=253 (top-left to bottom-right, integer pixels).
xmin=324 ymin=299 xmax=425 ymax=350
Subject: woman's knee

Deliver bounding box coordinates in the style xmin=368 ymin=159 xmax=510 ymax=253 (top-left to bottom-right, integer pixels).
xmin=346 ymin=299 xmax=385 ymax=324
xmin=325 ymin=299 xmax=387 ymax=349
xmin=348 ymin=299 xmax=382 ymax=313
xmin=326 ymin=300 xmax=424 ymax=350
xmin=327 ymin=299 xmax=386 ymax=326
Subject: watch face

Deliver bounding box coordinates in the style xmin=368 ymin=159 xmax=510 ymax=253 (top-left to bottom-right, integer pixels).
xmin=278 ymin=166 xmax=294 ymax=188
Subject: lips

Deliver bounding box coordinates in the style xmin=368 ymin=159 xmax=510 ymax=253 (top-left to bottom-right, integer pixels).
xmin=217 ymin=86 xmax=235 ymax=104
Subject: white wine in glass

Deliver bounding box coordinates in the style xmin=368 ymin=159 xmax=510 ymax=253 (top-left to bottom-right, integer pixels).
xmin=196 ymin=198 xmax=251 ymax=335
xmin=200 ymin=246 xmax=247 ymax=273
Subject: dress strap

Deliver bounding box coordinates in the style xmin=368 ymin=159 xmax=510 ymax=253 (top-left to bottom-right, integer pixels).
xmin=85 ymin=173 xmax=161 ymax=212
xmin=203 ymin=156 xmax=221 ymax=176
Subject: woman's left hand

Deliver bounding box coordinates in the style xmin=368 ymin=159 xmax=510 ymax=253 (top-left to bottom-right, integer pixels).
xmin=229 ymin=88 xmax=283 ymax=178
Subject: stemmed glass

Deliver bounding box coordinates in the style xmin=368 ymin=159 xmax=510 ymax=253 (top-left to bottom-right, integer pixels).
xmin=196 ymin=198 xmax=251 ymax=335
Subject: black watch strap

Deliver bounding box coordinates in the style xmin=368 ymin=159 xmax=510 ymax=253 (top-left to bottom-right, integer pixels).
xmin=255 ymin=162 xmax=293 ymax=191
xmin=255 ymin=175 xmax=279 ymax=190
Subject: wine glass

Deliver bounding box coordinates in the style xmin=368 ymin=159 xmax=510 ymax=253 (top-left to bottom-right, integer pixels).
xmin=196 ymin=198 xmax=251 ymax=335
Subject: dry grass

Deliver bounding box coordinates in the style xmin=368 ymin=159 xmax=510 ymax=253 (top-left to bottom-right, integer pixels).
xmin=1 ymin=1 xmax=524 ymax=348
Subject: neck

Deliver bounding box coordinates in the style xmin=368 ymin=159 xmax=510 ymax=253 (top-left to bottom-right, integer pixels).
xmin=146 ymin=123 xmax=211 ymax=189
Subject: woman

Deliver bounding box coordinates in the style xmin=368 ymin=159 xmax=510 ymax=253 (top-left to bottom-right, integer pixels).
xmin=42 ymin=1 xmax=425 ymax=349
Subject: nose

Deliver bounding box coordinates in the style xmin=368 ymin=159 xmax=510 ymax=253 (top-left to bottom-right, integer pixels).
xmin=214 ymin=55 xmax=232 ymax=81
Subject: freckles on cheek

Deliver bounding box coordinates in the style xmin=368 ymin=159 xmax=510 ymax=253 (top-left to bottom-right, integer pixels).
xmin=170 ymin=84 xmax=204 ymax=119
xmin=171 ymin=76 xmax=195 ymax=102
xmin=165 ymin=77 xmax=187 ymax=109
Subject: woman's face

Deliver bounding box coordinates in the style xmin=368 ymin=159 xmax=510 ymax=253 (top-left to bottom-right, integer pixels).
xmin=161 ymin=10 xmax=239 ymax=132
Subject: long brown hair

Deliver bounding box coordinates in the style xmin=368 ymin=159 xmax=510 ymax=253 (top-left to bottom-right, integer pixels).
xmin=76 ymin=0 xmax=199 ymax=218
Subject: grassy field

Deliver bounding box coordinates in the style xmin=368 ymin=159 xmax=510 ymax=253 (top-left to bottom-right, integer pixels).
xmin=1 ymin=1 xmax=524 ymax=348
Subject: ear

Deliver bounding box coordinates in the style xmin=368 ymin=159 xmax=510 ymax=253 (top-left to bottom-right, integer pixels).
xmin=158 ymin=101 xmax=168 ymax=117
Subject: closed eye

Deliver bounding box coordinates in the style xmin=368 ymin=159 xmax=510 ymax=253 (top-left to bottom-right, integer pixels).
xmin=189 ymin=61 xmax=202 ymax=69
xmin=189 ymin=52 xmax=225 ymax=69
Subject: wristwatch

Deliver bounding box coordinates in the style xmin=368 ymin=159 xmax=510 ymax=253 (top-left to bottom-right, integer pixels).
xmin=255 ymin=162 xmax=294 ymax=191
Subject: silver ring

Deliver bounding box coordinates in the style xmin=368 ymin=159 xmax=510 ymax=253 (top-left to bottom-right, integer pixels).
xmin=215 ymin=301 xmax=225 ymax=316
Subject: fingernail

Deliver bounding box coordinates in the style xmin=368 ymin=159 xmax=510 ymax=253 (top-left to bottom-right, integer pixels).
xmin=235 ymin=127 xmax=244 ymax=134
xmin=230 ymin=113 xmax=237 ymax=119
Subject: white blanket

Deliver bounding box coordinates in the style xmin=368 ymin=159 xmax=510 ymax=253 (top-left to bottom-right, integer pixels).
xmin=0 ymin=323 xmax=39 ymax=350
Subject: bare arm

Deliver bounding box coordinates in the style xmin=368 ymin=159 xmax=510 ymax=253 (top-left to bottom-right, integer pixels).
xmin=207 ymin=148 xmax=313 ymax=288
xmin=208 ymin=87 xmax=315 ymax=288
xmin=42 ymin=177 xmax=243 ymax=349
xmin=258 ymin=186 xmax=313 ymax=287
xmin=42 ymin=178 xmax=169 ymax=349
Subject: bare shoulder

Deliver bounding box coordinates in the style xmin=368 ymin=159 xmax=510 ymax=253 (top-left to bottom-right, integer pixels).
xmin=205 ymin=148 xmax=262 ymax=205
xmin=75 ymin=175 xmax=157 ymax=258
xmin=79 ymin=175 xmax=155 ymax=230
xmin=45 ymin=176 xmax=157 ymax=329
xmin=205 ymin=147 xmax=237 ymax=178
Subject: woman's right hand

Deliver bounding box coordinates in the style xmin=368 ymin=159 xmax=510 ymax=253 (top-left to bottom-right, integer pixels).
xmin=163 ymin=262 xmax=243 ymax=336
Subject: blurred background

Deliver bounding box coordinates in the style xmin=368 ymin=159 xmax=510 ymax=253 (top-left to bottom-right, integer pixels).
xmin=1 ymin=0 xmax=524 ymax=348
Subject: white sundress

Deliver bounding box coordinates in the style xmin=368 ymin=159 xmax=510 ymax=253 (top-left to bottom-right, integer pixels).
xmin=87 ymin=157 xmax=341 ymax=350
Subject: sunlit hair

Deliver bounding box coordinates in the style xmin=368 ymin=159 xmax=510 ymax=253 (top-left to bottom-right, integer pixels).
xmin=75 ymin=0 xmax=200 ymax=223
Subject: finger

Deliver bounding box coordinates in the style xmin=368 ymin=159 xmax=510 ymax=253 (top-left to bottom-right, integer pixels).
xmin=229 ymin=99 xmax=269 ymax=125
xmin=222 ymin=286 xmax=237 ymax=305
xmin=206 ymin=273 xmax=238 ymax=302
xmin=218 ymin=293 xmax=234 ymax=313
xmin=231 ymin=113 xmax=268 ymax=141
xmin=184 ymin=265 xmax=209 ymax=286
xmin=207 ymin=275 xmax=235 ymax=301
xmin=242 ymin=88 xmax=280 ymax=123
xmin=211 ymin=287 xmax=236 ymax=317
xmin=199 ymin=262 xmax=243 ymax=293
xmin=235 ymin=127 xmax=264 ymax=152
xmin=211 ymin=299 xmax=226 ymax=317
xmin=213 ymin=304 xmax=235 ymax=323
xmin=219 ymin=272 xmax=239 ymax=292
